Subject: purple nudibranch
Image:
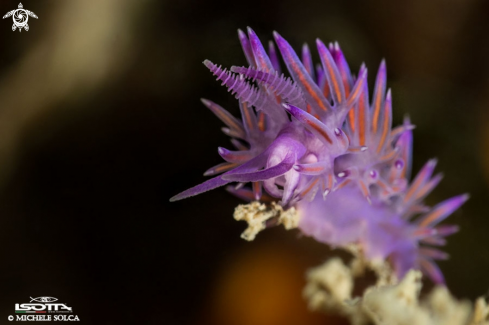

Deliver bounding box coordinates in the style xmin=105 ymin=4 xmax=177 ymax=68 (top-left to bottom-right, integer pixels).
xmin=170 ymin=27 xmax=468 ymax=283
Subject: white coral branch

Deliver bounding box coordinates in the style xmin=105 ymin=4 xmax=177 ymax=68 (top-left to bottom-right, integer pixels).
xmin=304 ymin=256 xmax=487 ymax=325
xmin=233 ymin=201 xmax=298 ymax=241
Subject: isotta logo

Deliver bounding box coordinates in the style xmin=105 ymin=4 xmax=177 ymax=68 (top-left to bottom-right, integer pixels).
xmin=9 ymin=296 xmax=80 ymax=321
xmin=15 ymin=297 xmax=72 ymax=314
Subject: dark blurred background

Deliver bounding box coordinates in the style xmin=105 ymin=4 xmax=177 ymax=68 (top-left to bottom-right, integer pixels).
xmin=0 ymin=0 xmax=488 ymax=324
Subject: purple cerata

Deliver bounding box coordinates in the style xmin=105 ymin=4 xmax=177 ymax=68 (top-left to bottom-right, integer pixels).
xmin=170 ymin=27 xmax=468 ymax=284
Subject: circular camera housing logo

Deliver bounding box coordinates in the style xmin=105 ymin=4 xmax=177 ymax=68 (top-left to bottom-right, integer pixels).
xmin=30 ymin=297 xmax=58 ymax=303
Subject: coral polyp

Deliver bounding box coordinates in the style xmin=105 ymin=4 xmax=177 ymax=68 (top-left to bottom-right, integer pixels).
xmin=170 ymin=27 xmax=468 ymax=283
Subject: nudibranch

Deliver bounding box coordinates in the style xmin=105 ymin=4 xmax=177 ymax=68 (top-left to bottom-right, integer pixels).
xmin=170 ymin=28 xmax=468 ymax=283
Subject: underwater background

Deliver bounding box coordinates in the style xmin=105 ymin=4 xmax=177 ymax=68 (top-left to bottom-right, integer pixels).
xmin=0 ymin=0 xmax=488 ymax=324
